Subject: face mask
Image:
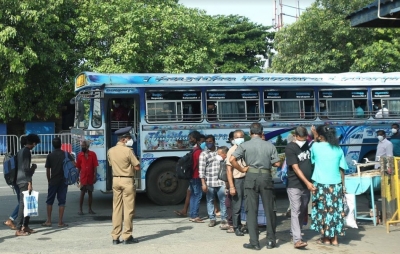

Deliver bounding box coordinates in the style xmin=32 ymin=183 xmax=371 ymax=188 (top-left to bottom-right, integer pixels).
xmin=373 ymin=105 xmax=379 ymax=110
xmin=216 ymin=155 xmax=223 ymax=161
xmin=114 ymin=103 xmax=120 ymax=108
xmin=81 ymin=147 xmax=87 ymax=153
xmin=392 ymin=128 xmax=398 ymax=134
xmin=206 ymin=143 xmax=214 ymax=149
xmin=234 ymin=138 xmax=245 ymax=145
xmin=295 ymin=140 xmax=306 ymax=148
xmin=320 ymin=103 xmax=325 ymax=107
xmin=126 ymin=139 xmax=134 ymax=147
xmin=200 ymin=142 xmax=206 ymax=150
xmin=377 ymin=135 xmax=384 ymax=142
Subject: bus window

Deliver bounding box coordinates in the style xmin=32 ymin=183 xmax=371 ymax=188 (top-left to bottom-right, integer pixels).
xmin=76 ymin=97 xmax=89 ymax=128
xmin=319 ymin=89 xmax=367 ymax=119
xmin=92 ymin=98 xmax=102 ymax=128
xmin=264 ymin=90 xmax=315 ymax=120
xmin=146 ymin=91 xmax=202 ymax=122
xmin=372 ymin=89 xmax=400 ymax=118
xmin=207 ymin=90 xmax=259 ymax=121
xmin=354 ymin=100 xmax=367 ymax=118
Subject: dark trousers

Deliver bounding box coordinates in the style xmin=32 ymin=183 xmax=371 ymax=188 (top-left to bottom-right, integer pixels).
xmin=244 ymin=172 xmax=276 ymax=246
xmin=226 ymin=193 xmax=233 ymax=226
xmin=232 ymin=177 xmax=245 ymax=229
xmin=15 ymin=183 xmax=30 ymax=230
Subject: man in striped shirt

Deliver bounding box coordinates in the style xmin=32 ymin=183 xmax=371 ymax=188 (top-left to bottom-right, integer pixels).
xmin=199 ymin=135 xmax=227 ymax=228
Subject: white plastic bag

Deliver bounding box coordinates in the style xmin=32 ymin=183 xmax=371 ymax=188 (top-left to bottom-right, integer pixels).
xmin=344 ymin=193 xmax=358 ymax=228
xmin=23 ymin=190 xmax=39 ymax=217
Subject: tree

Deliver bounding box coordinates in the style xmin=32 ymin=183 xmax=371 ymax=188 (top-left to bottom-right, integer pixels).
xmin=0 ymin=0 xmax=80 ymax=121
xmin=74 ymin=0 xmax=219 ymax=73
xmin=271 ymin=0 xmax=380 ymax=73
xmin=212 ymin=15 xmax=274 ymax=73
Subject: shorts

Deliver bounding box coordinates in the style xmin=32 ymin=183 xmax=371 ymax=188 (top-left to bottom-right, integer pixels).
xmin=46 ymin=183 xmax=68 ymax=206
xmin=80 ymin=185 xmax=94 ymax=193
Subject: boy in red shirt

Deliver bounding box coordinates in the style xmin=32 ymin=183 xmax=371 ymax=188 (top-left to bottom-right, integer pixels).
xmin=76 ymin=140 xmax=99 ymax=215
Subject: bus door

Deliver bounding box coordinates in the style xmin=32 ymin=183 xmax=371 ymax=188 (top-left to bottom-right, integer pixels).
xmin=106 ymin=95 xmax=140 ymax=191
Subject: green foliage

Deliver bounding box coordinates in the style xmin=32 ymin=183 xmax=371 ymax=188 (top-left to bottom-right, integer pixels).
xmin=212 ymin=15 xmax=274 ymax=73
xmin=271 ymin=0 xmax=400 ymax=74
xmin=0 ymin=0 xmax=79 ymax=121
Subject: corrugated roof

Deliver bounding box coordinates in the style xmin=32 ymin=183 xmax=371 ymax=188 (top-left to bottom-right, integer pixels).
xmin=347 ymin=0 xmax=400 ymax=27
xmin=347 ymin=0 xmax=397 ymax=18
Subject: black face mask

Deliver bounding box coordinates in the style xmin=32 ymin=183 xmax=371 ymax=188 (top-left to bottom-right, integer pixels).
xmin=81 ymin=147 xmax=87 ymax=153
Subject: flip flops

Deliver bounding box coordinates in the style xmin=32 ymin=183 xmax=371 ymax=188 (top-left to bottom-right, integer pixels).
xmin=58 ymin=223 xmax=68 ymax=228
xmin=78 ymin=211 xmax=84 ymax=215
xmin=88 ymin=210 xmax=96 ymax=214
xmin=174 ymin=211 xmax=187 ymax=217
xmin=190 ymin=217 xmax=204 ymax=223
xmin=41 ymin=222 xmax=52 ymax=227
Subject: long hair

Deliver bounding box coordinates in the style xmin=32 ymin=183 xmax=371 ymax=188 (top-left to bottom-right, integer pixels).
xmin=316 ymin=125 xmax=339 ymax=147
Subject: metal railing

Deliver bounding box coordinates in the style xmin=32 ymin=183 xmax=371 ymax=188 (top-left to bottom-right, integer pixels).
xmin=0 ymin=135 xmax=20 ymax=155
xmin=19 ymin=133 xmax=72 ymax=155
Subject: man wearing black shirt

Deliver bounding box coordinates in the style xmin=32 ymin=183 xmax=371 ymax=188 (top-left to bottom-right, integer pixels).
xmin=285 ymin=126 xmax=315 ymax=249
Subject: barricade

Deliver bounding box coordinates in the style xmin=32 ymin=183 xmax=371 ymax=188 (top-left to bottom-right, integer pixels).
xmin=381 ymin=156 xmax=400 ymax=233
xmin=20 ymin=133 xmax=72 ymax=156
xmin=0 ymin=135 xmax=20 ymax=156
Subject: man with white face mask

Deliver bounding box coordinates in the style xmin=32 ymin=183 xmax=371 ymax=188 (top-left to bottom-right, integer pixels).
xmin=390 ymin=124 xmax=400 ymax=156
xmin=107 ymin=126 xmax=140 ymax=245
xmin=375 ymin=130 xmax=393 ymax=169
xmin=284 ymin=126 xmax=314 ymax=249
xmin=226 ymin=130 xmax=247 ymax=236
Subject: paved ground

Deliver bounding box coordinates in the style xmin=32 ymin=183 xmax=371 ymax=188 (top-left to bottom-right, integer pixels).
xmin=0 ymin=163 xmax=399 ymax=254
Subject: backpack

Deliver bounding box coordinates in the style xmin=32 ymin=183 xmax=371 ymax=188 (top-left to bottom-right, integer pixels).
xmin=176 ymin=149 xmax=197 ymax=180
xmin=63 ymin=151 xmax=79 ymax=185
xmin=3 ymin=152 xmax=18 ymax=187
xmin=217 ymin=160 xmax=228 ymax=182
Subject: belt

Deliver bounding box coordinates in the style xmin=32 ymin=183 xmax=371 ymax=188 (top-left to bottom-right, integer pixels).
xmin=113 ymin=176 xmax=133 ymax=178
xmin=247 ymin=167 xmax=271 ymax=174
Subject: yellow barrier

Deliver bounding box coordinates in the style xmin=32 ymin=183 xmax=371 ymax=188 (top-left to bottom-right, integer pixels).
xmin=381 ymin=156 xmax=400 ymax=233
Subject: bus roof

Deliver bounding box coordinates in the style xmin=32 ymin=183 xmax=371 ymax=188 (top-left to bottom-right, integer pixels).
xmin=75 ymin=71 xmax=400 ymax=92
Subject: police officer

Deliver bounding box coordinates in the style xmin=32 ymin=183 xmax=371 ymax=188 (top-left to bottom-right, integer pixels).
xmin=108 ymin=127 xmax=140 ymax=245
xmin=230 ymin=123 xmax=280 ymax=250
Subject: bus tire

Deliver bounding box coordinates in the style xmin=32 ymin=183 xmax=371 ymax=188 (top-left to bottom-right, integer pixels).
xmin=146 ymin=160 xmax=189 ymax=206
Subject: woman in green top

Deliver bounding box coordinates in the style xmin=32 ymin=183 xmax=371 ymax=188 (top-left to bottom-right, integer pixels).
xmin=310 ymin=125 xmax=348 ymax=247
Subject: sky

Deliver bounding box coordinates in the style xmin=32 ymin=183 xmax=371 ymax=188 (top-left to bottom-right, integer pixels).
xmin=179 ymin=0 xmax=315 ymax=27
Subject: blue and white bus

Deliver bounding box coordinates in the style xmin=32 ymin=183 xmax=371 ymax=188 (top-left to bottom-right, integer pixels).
xmin=71 ymin=72 xmax=400 ymax=205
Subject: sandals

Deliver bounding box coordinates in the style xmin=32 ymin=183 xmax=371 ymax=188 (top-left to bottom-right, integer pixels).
xmin=78 ymin=211 xmax=84 ymax=215
xmin=174 ymin=211 xmax=187 ymax=217
xmin=23 ymin=226 xmax=37 ymax=234
xmin=15 ymin=230 xmax=30 ymax=236
xmin=3 ymin=219 xmax=17 ymax=230
xmin=58 ymin=223 xmax=69 ymax=228
xmin=294 ymin=241 xmax=308 ymax=249
xmin=88 ymin=210 xmax=96 ymax=214
xmin=41 ymin=222 xmax=52 ymax=227
xmin=226 ymin=226 xmax=235 ymax=233
xmin=316 ymin=239 xmax=331 ymax=246
xmin=191 ymin=217 xmax=204 ymax=223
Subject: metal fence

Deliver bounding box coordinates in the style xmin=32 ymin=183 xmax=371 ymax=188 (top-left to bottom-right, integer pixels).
xmin=0 ymin=133 xmax=72 ymax=158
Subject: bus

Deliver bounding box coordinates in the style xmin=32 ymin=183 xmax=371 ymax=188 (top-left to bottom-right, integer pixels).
xmin=71 ymin=72 xmax=400 ymax=205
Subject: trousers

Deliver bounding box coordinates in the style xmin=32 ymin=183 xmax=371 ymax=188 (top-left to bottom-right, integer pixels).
xmin=232 ymin=177 xmax=245 ymax=229
xmin=111 ymin=177 xmax=136 ymax=240
xmin=15 ymin=183 xmax=30 ymax=230
xmin=244 ymin=172 xmax=276 ymax=246
xmin=287 ymin=187 xmax=310 ymax=243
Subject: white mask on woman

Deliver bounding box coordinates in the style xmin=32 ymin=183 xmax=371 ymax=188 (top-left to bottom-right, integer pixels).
xmin=377 ymin=135 xmax=384 ymax=142
xmin=126 ymin=139 xmax=134 ymax=147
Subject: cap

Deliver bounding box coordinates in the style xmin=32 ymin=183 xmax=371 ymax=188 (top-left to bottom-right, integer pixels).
xmin=226 ymin=131 xmax=234 ymax=143
xmin=114 ymin=126 xmax=132 ymax=138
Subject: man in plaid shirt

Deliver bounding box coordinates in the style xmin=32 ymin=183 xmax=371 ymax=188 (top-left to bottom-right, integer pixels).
xmin=199 ymin=135 xmax=227 ymax=228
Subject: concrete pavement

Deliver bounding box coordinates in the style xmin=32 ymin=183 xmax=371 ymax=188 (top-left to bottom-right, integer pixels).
xmin=0 ymin=164 xmax=399 ymax=254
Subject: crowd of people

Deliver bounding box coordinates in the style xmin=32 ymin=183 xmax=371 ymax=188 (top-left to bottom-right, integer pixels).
xmin=4 ymin=122 xmax=394 ymax=249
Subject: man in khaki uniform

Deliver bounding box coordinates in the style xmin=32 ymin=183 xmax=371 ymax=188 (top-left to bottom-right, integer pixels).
xmin=226 ymin=130 xmax=247 ymax=236
xmin=107 ymin=127 xmax=140 ymax=245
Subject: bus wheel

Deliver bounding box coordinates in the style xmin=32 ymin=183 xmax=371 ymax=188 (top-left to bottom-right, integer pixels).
xmin=146 ymin=160 xmax=189 ymax=206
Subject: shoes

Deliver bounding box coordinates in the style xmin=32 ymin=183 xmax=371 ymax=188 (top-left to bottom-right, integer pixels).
xmin=266 ymin=241 xmax=276 ymax=249
xmin=243 ymin=243 xmax=261 ymax=250
xmin=240 ymin=225 xmax=248 ymax=234
xmin=219 ymin=221 xmax=230 ymax=230
xmin=294 ymin=240 xmax=308 ymax=249
xmin=112 ymin=239 xmax=121 ymax=245
xmin=235 ymin=228 xmax=244 ymax=236
xmin=208 ymin=220 xmax=216 ymax=227
xmin=123 ymin=236 xmax=139 ymax=244
xmin=15 ymin=230 xmax=30 ymax=236
xmin=3 ymin=219 xmax=17 ymax=230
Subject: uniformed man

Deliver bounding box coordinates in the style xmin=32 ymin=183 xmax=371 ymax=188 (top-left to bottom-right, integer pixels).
xmin=230 ymin=123 xmax=281 ymax=250
xmin=107 ymin=127 xmax=140 ymax=245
